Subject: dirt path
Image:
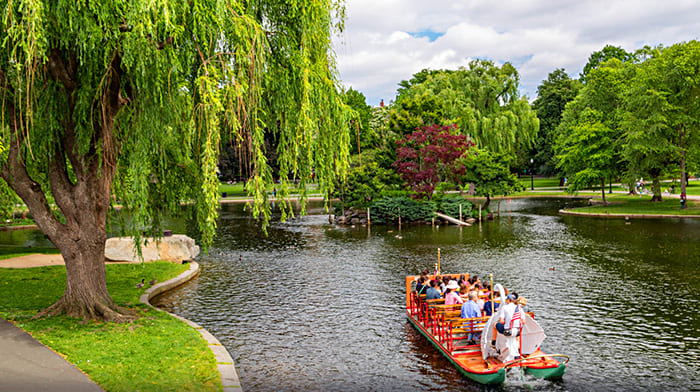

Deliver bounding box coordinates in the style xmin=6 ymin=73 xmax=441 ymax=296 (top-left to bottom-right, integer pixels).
xmin=0 ymin=254 xmax=144 ymax=268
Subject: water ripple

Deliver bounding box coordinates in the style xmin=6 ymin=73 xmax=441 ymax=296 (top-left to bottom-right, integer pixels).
xmin=153 ymin=199 xmax=700 ymax=391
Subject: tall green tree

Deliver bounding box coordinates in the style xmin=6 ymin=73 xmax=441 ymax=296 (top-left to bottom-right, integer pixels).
xmin=391 ymin=61 xmax=539 ymax=158
xmin=557 ymin=109 xmax=618 ymax=203
xmin=580 ymin=44 xmax=634 ymax=82
xmin=459 ymin=149 xmax=522 ymax=210
xmin=555 ymin=59 xmax=631 ymax=202
xmin=623 ymin=41 xmax=700 ymax=199
xmin=0 ymin=0 xmax=350 ymax=320
xmin=531 ymin=69 xmax=581 ymax=175
xmin=343 ymin=88 xmax=375 ymax=158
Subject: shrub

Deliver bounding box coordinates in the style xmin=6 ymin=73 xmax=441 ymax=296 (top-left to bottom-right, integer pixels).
xmin=437 ymin=196 xmax=474 ymax=218
xmin=370 ymin=197 xmax=436 ymax=224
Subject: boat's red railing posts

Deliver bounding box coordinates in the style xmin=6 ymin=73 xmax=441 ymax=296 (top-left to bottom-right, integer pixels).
xmin=446 ymin=323 xmax=454 ymax=352
xmin=444 ymin=316 xmax=490 ymax=354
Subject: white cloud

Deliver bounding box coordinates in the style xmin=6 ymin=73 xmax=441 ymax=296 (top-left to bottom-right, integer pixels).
xmin=333 ymin=0 xmax=700 ymax=106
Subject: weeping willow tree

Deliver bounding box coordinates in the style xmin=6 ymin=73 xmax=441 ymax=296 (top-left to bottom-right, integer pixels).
xmin=392 ymin=60 xmax=539 ymax=156
xmin=0 ymin=0 xmax=351 ymax=321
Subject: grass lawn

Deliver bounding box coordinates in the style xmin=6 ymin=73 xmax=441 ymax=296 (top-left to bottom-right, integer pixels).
xmin=683 ymin=181 xmax=700 ymax=196
xmin=566 ymin=194 xmax=700 ymax=216
xmin=218 ymin=181 xmax=320 ymax=198
xmin=517 ymin=176 xmax=564 ymax=189
xmin=0 ymin=262 xmax=221 ymax=392
xmin=0 ymin=246 xmax=62 ymax=260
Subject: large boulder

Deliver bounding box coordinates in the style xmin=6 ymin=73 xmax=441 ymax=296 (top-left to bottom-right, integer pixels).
xmin=105 ymin=234 xmax=200 ymax=263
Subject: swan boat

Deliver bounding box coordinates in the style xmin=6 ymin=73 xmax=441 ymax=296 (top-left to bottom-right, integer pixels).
xmin=405 ymin=274 xmax=568 ymax=384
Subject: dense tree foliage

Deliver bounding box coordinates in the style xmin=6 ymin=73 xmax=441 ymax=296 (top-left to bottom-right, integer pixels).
xmin=531 ymin=69 xmax=581 ymax=175
xmin=394 ymin=124 xmax=473 ymax=199
xmin=623 ymin=41 xmax=700 ymax=199
xmin=392 ymin=61 xmax=538 ymax=156
xmin=0 ymin=0 xmax=351 ymax=320
xmin=459 ymin=149 xmax=522 ymax=210
xmin=580 ymin=45 xmax=634 ymax=82
xmin=556 ymin=40 xmax=699 ymax=202
xmin=555 ymin=59 xmax=631 ymax=203
xmin=343 ymin=88 xmax=376 ymax=158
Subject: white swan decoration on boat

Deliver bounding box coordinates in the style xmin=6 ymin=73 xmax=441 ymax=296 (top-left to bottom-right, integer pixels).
xmin=481 ymin=283 xmax=546 ymax=362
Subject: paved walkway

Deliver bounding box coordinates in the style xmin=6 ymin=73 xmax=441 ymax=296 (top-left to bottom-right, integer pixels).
xmin=0 ymin=318 xmax=103 ymax=392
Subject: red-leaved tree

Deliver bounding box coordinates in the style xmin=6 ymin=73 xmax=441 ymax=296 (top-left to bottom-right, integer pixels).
xmin=394 ymin=124 xmax=474 ymax=199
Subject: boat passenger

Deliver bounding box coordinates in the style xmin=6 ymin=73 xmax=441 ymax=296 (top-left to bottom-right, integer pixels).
xmin=437 ymin=276 xmax=446 ymax=294
xmin=482 ymin=282 xmax=491 ymax=297
xmin=425 ymin=280 xmax=442 ymax=300
xmin=474 ymin=283 xmax=485 ymax=310
xmin=483 ymin=291 xmax=500 ymax=316
xmin=444 ymin=280 xmax=463 ymax=305
xmin=518 ymin=296 xmax=530 ymax=314
xmin=461 ymin=291 xmax=482 ymax=343
xmin=491 ymin=294 xmax=524 ymax=349
xmin=459 ymin=282 xmax=470 ymax=300
xmin=460 ymin=291 xmax=481 ymax=319
xmin=415 ymin=276 xmax=428 ymax=296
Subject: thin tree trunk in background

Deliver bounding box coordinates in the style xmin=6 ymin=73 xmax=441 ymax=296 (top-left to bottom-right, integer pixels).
xmin=680 ymin=124 xmax=687 ymax=195
xmin=601 ymin=177 xmax=606 ymax=205
xmin=651 ymin=176 xmax=663 ymax=202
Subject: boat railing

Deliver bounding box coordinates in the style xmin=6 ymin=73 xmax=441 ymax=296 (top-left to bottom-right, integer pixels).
xmin=446 ymin=316 xmax=490 ymax=353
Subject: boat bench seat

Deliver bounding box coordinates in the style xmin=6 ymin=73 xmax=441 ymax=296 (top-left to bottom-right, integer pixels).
xmin=427 ymin=304 xmax=462 ymax=321
xmin=450 ymin=316 xmax=490 ymax=335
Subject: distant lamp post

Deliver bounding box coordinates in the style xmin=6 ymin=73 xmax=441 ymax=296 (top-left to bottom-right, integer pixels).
xmin=530 ymin=158 xmax=534 ymax=190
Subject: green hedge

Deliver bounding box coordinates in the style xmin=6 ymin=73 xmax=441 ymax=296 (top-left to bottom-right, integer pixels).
xmin=436 ymin=196 xmax=475 ymax=218
xmin=369 ymin=197 xmax=436 ymax=224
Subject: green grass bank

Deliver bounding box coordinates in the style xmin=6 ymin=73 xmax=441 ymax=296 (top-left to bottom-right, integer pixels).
xmin=562 ymin=194 xmax=699 ymax=216
xmin=0 ymin=261 xmax=221 ymax=392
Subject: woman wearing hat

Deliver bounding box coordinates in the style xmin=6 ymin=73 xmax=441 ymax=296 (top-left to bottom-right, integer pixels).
xmin=444 ymin=280 xmax=464 ymax=305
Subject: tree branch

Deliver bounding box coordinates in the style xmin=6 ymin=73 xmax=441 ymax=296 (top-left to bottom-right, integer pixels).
xmin=0 ymin=102 xmax=65 ymax=239
xmin=47 ymin=144 xmax=78 ymax=223
xmin=47 ymin=49 xmax=76 ymax=92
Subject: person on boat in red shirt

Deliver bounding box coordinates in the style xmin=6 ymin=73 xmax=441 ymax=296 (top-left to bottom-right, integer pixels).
xmin=444 ymin=280 xmax=464 ymax=305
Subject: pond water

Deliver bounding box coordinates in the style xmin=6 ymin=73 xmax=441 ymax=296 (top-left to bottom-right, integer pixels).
xmin=4 ymin=198 xmax=698 ymax=390
xmin=150 ymin=198 xmax=700 ymax=391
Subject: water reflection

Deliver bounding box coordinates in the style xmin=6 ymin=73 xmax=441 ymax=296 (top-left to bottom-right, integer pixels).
xmin=124 ymin=199 xmax=700 ymax=390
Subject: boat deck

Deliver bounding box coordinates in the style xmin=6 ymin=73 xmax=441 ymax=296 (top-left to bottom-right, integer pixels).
xmin=405 ymin=274 xmax=567 ymax=384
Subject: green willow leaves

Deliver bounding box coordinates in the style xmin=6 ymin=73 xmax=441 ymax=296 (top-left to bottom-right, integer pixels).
xmin=1 ymin=0 xmax=352 ymax=246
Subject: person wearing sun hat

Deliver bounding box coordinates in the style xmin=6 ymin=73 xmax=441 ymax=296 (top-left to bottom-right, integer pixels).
xmin=444 ymin=280 xmax=464 ymax=305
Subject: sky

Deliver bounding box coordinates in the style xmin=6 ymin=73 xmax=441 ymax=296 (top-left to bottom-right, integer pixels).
xmin=331 ymin=0 xmax=700 ymax=106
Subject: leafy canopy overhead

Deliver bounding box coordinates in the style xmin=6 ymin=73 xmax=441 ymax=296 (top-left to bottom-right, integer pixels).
xmin=0 ymin=0 xmax=352 ymax=245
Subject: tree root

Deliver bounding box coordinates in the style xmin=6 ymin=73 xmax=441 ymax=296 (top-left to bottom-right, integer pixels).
xmin=34 ymin=297 xmax=137 ymax=323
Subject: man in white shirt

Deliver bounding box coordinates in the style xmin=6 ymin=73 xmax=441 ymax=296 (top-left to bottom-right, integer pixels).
xmin=491 ymin=294 xmax=523 ymax=350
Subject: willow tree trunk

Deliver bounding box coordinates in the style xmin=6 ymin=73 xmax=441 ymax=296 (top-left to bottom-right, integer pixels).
xmin=46 ymin=218 xmax=121 ymax=320
xmin=0 ymin=50 xmax=129 ymax=321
